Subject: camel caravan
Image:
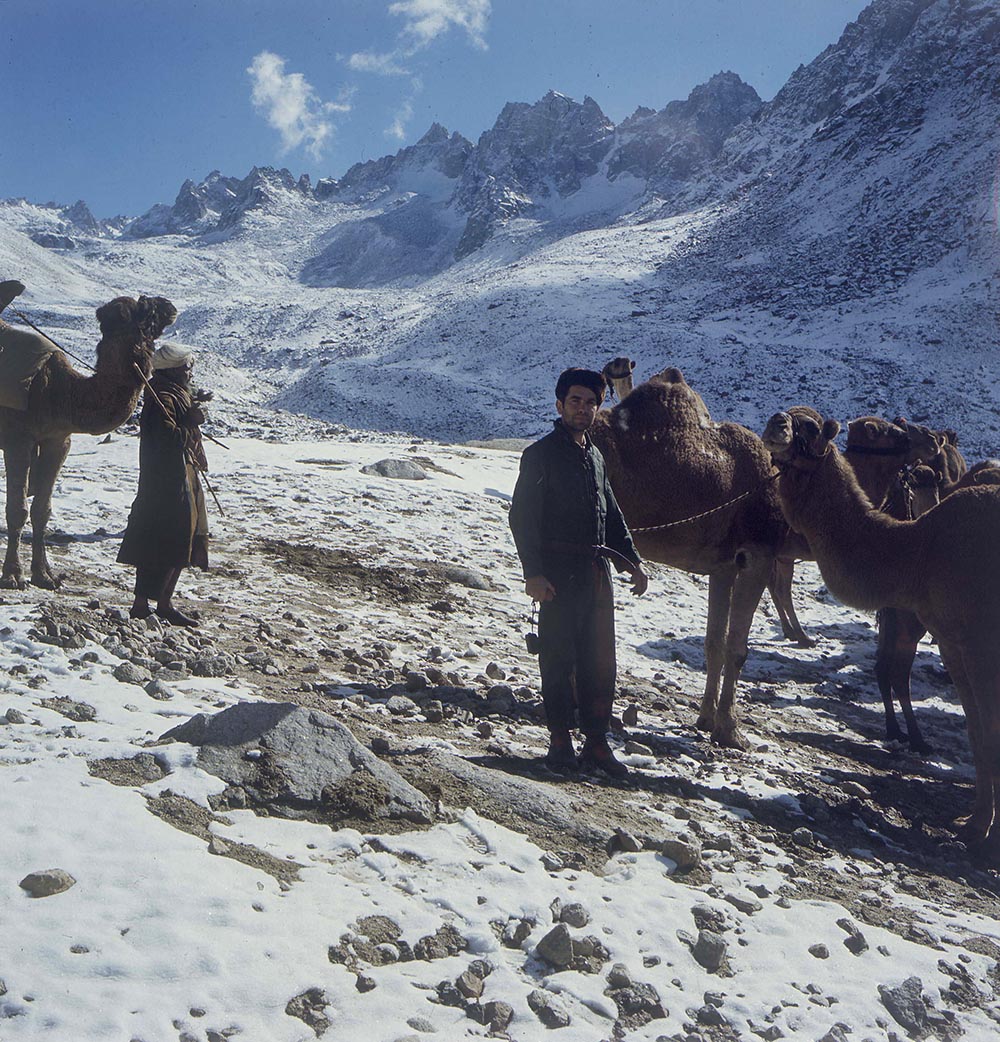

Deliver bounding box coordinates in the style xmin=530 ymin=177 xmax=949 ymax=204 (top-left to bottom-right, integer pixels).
xmin=2 ymin=280 xmax=1000 ymax=859
xmin=596 ymin=356 xmax=1000 ymax=860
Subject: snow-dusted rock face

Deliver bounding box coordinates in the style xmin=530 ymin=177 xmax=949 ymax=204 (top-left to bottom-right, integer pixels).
xmin=2 ymin=0 xmax=998 ymax=450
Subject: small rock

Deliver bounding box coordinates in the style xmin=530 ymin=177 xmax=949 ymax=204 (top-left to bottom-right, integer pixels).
xmin=355 ymin=973 xmax=377 ymax=993
xmin=455 ymin=969 xmax=483 ymax=999
xmin=528 ymin=988 xmax=571 ymax=1028
xmin=19 ymin=869 xmax=77 ymax=898
xmin=502 ymin=917 xmax=534 ymax=948
xmin=809 ymin=943 xmax=830 ymax=959
xmin=622 ymin=703 xmax=639 ymax=726
xmin=361 ymin=459 xmax=427 ymax=480
xmin=485 ymin=662 xmax=505 ymax=680
xmin=607 ymin=963 xmax=632 ymax=989
xmin=386 ymin=695 xmax=418 ymax=716
xmin=878 ymin=976 xmax=930 ymax=1036
xmin=285 ymin=987 xmax=330 ymax=1036
xmin=837 ymin=917 xmax=869 ymax=955
xmin=691 ymin=930 xmax=728 ymax=973
xmin=483 ymin=1000 xmax=514 ymax=1031
xmin=113 ymin=662 xmax=150 ymax=686
xmin=535 ymin=923 xmax=575 ymax=970
xmin=724 ymin=891 xmax=763 ymax=915
xmin=144 ymin=679 xmax=175 ymax=701
xmin=405 ymin=672 xmax=428 ymax=692
xmin=4 ymin=707 xmax=25 ymax=724
xmin=661 ymin=837 xmax=702 ymax=872
xmin=405 ymin=1015 xmax=437 ymax=1032
xmin=791 ymin=827 xmax=814 ymax=847
xmin=541 ymin=851 xmax=565 ymax=872
xmin=609 ymin=828 xmax=643 ymax=853
xmin=559 ymin=902 xmax=591 ymax=928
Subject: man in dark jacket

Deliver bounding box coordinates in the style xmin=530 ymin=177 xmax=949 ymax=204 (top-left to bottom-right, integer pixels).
xmin=509 ymin=368 xmax=648 ymax=777
xmin=118 ymin=343 xmax=210 ymax=626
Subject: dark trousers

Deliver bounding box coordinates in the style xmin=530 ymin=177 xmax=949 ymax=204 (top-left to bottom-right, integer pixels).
xmin=538 ymin=562 xmax=617 ymax=737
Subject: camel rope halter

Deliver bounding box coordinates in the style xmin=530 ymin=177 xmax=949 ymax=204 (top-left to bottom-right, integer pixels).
xmin=629 ymin=470 xmax=780 ymax=534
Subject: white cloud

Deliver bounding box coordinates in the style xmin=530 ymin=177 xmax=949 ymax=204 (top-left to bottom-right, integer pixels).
xmin=247 ymin=51 xmax=351 ymax=160
xmin=390 ymin=0 xmax=491 ymax=50
xmin=347 ymin=0 xmax=491 ymax=78
xmin=346 ymin=50 xmax=409 ymax=76
xmin=386 ymin=97 xmax=415 ymax=141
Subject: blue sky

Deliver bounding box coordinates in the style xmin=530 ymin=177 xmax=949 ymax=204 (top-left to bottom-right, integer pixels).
xmin=2 ymin=0 xmax=870 ymax=219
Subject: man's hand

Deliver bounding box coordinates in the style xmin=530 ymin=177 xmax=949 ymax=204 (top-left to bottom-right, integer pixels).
xmin=630 ymin=566 xmax=649 ymax=597
xmin=525 ymin=575 xmax=556 ymax=602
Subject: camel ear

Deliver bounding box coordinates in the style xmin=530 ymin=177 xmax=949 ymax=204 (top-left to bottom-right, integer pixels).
xmin=822 ymin=419 xmax=841 ymax=442
xmin=863 ymin=420 xmax=879 ymax=439
xmin=629 ymin=360 xmax=635 ymax=371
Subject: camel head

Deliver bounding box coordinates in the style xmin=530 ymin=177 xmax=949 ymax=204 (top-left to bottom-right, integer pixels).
xmin=762 ymin=407 xmax=840 ymax=466
xmin=890 ymin=416 xmax=945 ymax=466
xmin=95 ymin=295 xmax=177 ymax=372
xmin=601 ymin=357 xmax=635 ymax=401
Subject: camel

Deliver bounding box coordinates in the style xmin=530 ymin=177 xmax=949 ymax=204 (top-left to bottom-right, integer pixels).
xmin=762 ymin=407 xmax=1000 ymax=858
xmin=770 ymin=414 xmax=945 ymax=645
xmin=590 ymin=366 xmax=790 ymax=748
xmin=875 ymin=458 xmax=1000 ymax=753
xmin=0 ymin=294 xmax=177 ymax=589
xmin=602 ymin=356 xmax=815 ymax=646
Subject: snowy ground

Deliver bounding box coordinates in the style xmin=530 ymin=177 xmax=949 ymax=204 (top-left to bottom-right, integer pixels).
xmin=2 ymin=423 xmax=1000 ymax=1042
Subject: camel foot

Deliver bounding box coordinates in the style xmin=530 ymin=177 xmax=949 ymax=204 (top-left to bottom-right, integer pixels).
xmin=907 ymin=736 xmax=933 ymax=757
xmin=793 ymin=634 xmax=816 ymax=649
xmin=711 ymin=725 xmax=749 ymax=751
xmin=156 ymin=607 xmax=200 ymax=628
xmin=969 ymin=829 xmax=1000 ymax=866
xmin=955 ymin=816 xmax=990 ymax=849
xmin=694 ymin=711 xmax=715 ymax=733
xmin=0 ymin=573 xmax=26 ymax=591
xmin=31 ymin=572 xmax=62 ymax=591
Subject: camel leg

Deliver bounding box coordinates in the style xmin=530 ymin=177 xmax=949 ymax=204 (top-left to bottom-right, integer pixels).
xmin=27 ymin=436 xmax=70 ymax=589
xmin=891 ymin=610 xmax=931 ymax=755
xmin=712 ymin=554 xmax=770 ymax=750
xmin=957 ymin=647 xmax=1000 ymax=860
xmin=939 ymin=640 xmax=992 ymax=847
xmin=874 ymin=608 xmax=907 ymax=744
xmin=768 ymin=557 xmax=814 ymax=647
xmin=1 ymin=439 xmax=32 ymax=589
xmin=696 ymin=565 xmax=736 ymax=734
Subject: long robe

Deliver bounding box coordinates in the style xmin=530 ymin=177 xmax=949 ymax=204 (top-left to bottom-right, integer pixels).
xmin=117 ymin=375 xmax=208 ymax=593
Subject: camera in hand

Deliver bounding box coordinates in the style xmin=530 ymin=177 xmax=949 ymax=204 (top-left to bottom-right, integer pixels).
xmin=524 ymin=631 xmax=540 ymax=655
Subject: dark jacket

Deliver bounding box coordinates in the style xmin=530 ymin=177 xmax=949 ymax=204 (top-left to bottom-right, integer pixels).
xmin=117 ymin=375 xmax=208 ymax=571
xmin=509 ymin=420 xmax=640 ymax=583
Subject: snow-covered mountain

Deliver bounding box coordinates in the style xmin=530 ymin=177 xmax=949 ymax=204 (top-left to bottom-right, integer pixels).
xmin=1 ymin=0 xmax=997 ymax=454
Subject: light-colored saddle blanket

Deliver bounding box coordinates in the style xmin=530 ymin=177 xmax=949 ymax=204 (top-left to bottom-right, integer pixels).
xmin=0 ymin=320 xmax=56 ymax=410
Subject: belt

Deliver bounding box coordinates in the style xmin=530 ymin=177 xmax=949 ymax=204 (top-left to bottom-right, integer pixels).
xmin=545 ymin=540 xmax=640 ymax=577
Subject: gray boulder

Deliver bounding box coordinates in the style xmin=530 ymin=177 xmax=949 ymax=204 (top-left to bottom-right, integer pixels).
xmin=361 ymin=459 xmax=428 ymax=480
xmin=160 ymin=702 xmax=433 ymax=825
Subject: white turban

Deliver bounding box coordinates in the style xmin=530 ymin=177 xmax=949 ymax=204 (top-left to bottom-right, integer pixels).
xmin=152 ymin=341 xmax=195 ymax=370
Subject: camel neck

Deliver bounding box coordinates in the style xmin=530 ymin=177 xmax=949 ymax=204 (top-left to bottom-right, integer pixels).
xmin=67 ymin=336 xmax=147 ymax=436
xmin=779 ymin=450 xmax=920 ymax=614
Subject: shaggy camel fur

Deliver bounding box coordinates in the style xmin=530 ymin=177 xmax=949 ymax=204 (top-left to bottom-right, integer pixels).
xmin=602 ymin=357 xmax=813 ymax=646
xmin=0 ymin=295 xmax=177 ymax=588
xmin=763 ymin=408 xmax=1000 ymax=858
xmin=590 ymin=367 xmax=788 ymax=748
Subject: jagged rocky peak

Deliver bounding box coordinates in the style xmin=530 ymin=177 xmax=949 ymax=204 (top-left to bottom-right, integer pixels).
xmin=765 ymin=0 xmax=939 ymax=126
xmin=334 ymin=123 xmax=473 ymax=199
xmin=215 ymin=166 xmax=310 ymax=228
xmin=610 ymin=71 xmax=761 ymax=183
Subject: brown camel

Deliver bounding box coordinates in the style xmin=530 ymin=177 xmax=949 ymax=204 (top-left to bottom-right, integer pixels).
xmin=602 ymin=356 xmax=815 ymax=646
xmin=763 ymin=407 xmax=1000 ymax=858
xmin=875 ymin=458 xmax=1000 ymax=754
xmin=770 ymin=414 xmax=944 ymax=651
xmin=590 ymin=366 xmax=789 ymax=748
xmin=0 ymin=295 xmax=177 ymax=589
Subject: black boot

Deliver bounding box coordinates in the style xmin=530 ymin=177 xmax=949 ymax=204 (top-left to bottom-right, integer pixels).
xmin=580 ymin=735 xmax=629 ymax=779
xmin=544 ymin=730 xmax=578 ymax=772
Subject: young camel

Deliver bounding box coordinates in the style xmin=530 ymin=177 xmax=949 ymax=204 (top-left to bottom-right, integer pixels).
xmin=0 ymin=294 xmax=177 ymax=588
xmin=763 ymin=407 xmax=1000 ymax=858
xmin=590 ymin=367 xmax=789 ymax=749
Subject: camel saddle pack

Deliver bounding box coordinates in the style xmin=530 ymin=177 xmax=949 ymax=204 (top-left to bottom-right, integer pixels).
xmin=0 ymin=321 xmax=57 ymax=410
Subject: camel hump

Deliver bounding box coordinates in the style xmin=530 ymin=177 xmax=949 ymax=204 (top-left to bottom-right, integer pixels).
xmin=0 ymin=322 xmax=57 ymax=411
xmin=657 ymin=366 xmax=686 ymax=384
